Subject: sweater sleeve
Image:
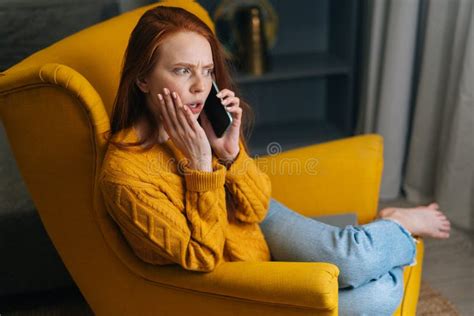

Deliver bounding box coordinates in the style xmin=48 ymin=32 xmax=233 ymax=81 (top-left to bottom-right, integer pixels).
xmin=99 ymin=163 xmax=228 ymax=272
xmin=223 ymin=141 xmax=272 ymax=224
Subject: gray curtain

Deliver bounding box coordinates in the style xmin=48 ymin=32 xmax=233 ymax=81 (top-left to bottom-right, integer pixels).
xmin=357 ymin=0 xmax=474 ymax=231
xmin=403 ymin=0 xmax=474 ymax=231
xmin=356 ymin=0 xmax=421 ymax=200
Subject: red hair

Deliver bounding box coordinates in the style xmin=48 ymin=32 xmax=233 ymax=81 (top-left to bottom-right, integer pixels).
xmin=106 ymin=5 xmax=254 ymax=152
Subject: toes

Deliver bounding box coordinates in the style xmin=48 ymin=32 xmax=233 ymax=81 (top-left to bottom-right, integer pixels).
xmin=439 ymin=227 xmax=451 ymax=234
xmin=439 ymin=223 xmax=451 ymax=231
xmin=432 ymin=229 xmax=450 ymax=238
xmin=441 ymin=221 xmax=451 ymax=229
xmin=428 ymin=202 xmax=440 ymax=210
xmin=437 ymin=231 xmax=450 ymax=239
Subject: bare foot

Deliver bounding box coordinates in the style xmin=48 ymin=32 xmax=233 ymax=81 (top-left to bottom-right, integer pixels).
xmin=379 ymin=202 xmax=451 ymax=239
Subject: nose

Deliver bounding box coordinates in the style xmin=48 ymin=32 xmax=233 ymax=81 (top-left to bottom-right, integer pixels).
xmin=190 ymin=73 xmax=205 ymax=94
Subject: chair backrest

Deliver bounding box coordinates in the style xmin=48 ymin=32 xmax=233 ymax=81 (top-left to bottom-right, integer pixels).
xmin=0 ymin=1 xmax=215 ymax=312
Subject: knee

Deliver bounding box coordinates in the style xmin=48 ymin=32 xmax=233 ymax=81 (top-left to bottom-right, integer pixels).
xmin=332 ymin=226 xmax=389 ymax=288
xmin=337 ymin=255 xmax=384 ymax=288
xmin=332 ymin=239 xmax=384 ymax=287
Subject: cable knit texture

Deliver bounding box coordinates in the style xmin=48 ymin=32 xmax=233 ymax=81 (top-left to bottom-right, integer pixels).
xmin=99 ymin=127 xmax=272 ymax=272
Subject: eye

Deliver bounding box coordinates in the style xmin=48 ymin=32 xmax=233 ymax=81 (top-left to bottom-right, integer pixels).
xmin=204 ymin=68 xmax=214 ymax=76
xmin=174 ymin=67 xmax=190 ymax=75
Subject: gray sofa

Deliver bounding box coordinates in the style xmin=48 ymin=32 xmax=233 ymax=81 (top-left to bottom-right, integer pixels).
xmin=0 ymin=124 xmax=75 ymax=297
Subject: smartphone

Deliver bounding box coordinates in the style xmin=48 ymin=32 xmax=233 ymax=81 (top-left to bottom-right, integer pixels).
xmin=201 ymin=80 xmax=233 ymax=138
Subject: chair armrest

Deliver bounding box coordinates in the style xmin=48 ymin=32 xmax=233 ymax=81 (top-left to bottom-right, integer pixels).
xmin=135 ymin=261 xmax=339 ymax=311
xmin=258 ymin=134 xmax=384 ymax=224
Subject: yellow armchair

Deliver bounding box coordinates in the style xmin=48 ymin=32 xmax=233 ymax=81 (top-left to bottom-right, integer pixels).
xmin=0 ymin=1 xmax=422 ymax=315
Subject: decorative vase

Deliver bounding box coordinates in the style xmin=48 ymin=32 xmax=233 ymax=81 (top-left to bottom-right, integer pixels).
xmin=233 ymin=5 xmax=270 ymax=75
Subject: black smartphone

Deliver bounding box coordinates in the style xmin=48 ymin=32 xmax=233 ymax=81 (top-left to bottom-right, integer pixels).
xmin=201 ymin=80 xmax=233 ymax=138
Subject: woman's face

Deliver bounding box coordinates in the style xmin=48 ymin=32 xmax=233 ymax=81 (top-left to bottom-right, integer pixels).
xmin=138 ymin=31 xmax=214 ymax=120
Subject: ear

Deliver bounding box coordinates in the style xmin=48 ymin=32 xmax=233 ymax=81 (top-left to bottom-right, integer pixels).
xmin=135 ymin=77 xmax=149 ymax=93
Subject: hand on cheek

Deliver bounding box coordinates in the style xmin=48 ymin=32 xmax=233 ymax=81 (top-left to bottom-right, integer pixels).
xmin=155 ymin=88 xmax=212 ymax=172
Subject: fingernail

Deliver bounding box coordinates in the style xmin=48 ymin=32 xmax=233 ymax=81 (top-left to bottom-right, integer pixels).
xmin=164 ymin=88 xmax=169 ymax=95
xmin=172 ymin=92 xmax=177 ymax=99
xmin=216 ymin=92 xmax=222 ymax=97
xmin=158 ymin=94 xmax=163 ymax=101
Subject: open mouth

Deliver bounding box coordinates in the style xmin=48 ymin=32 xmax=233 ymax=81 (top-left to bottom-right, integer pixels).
xmin=186 ymin=103 xmax=203 ymax=114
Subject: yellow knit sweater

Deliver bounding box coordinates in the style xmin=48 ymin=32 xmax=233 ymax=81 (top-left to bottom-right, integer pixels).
xmin=99 ymin=127 xmax=272 ymax=272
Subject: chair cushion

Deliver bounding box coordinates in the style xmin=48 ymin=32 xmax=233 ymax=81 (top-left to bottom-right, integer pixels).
xmin=310 ymin=213 xmax=358 ymax=228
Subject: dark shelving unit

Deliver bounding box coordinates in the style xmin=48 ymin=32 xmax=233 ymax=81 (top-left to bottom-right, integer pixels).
xmin=235 ymin=52 xmax=350 ymax=84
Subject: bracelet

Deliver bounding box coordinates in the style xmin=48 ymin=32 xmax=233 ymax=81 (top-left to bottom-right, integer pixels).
xmin=218 ymin=151 xmax=240 ymax=169
xmin=219 ymin=156 xmax=236 ymax=168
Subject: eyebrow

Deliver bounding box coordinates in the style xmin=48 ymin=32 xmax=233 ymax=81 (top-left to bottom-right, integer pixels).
xmin=173 ymin=62 xmax=214 ymax=68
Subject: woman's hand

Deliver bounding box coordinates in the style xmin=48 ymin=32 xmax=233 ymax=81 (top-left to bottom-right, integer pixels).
xmin=200 ymin=88 xmax=242 ymax=165
xmin=156 ymin=88 xmax=212 ymax=172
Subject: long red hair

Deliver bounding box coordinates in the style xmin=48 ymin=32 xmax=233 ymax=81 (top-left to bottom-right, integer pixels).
xmin=106 ymin=5 xmax=254 ymax=152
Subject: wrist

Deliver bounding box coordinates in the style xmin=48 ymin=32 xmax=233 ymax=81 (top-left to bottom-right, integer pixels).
xmin=217 ymin=149 xmax=239 ymax=167
xmin=190 ymin=163 xmax=212 ymax=172
xmin=189 ymin=157 xmax=212 ymax=172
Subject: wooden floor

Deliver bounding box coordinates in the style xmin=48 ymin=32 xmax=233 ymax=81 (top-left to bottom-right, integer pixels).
xmin=379 ymin=198 xmax=474 ymax=316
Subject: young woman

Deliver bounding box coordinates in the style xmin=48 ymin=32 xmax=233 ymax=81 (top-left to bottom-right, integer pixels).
xmin=99 ymin=5 xmax=451 ymax=315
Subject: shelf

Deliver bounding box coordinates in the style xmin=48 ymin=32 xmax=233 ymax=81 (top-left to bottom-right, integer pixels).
xmin=247 ymin=119 xmax=351 ymax=157
xmin=235 ymin=52 xmax=350 ymax=84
